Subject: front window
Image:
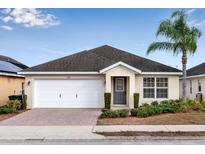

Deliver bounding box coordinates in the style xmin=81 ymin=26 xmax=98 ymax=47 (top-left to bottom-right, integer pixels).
xmin=156 ymin=78 xmax=168 ymax=98
xmin=143 ymin=77 xmax=168 ymax=99
xmin=143 ymin=78 xmax=155 ymax=98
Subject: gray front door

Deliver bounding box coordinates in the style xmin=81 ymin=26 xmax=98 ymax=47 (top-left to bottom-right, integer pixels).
xmin=113 ymin=77 xmax=126 ymax=105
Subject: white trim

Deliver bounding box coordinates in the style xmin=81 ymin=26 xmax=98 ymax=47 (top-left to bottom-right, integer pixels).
xmin=100 ymin=61 xmax=142 ymax=73
xmin=180 ymin=74 xmax=205 ymax=79
xmin=0 ymin=72 xmax=24 ymax=77
xmin=18 ymin=71 xmax=99 ymax=75
xmin=143 ymin=77 xmax=169 ymax=99
xmin=141 ymin=72 xmax=182 ymax=75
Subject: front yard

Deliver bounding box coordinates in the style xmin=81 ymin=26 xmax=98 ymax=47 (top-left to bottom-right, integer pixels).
xmin=97 ymin=111 xmax=205 ymax=125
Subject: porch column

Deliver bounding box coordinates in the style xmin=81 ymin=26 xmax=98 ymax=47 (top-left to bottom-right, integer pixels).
xmin=129 ymin=74 xmax=135 ymax=108
xmin=105 ymin=74 xmax=111 ymax=92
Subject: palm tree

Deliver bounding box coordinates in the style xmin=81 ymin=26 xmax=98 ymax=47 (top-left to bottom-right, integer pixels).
xmin=147 ymin=10 xmax=202 ymax=102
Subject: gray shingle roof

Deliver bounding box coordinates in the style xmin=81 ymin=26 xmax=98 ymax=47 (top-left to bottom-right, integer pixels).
xmin=187 ymin=62 xmax=205 ymax=76
xmin=0 ymin=55 xmax=28 ymax=74
xmin=21 ymin=45 xmax=181 ymax=73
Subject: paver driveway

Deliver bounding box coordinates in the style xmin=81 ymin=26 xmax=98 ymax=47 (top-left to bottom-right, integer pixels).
xmin=0 ymin=108 xmax=101 ymax=126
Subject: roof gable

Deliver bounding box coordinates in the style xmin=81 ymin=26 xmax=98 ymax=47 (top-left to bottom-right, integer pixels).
xmin=100 ymin=61 xmax=142 ymax=73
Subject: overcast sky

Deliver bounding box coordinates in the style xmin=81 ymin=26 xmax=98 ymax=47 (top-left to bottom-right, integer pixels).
xmin=0 ymin=8 xmax=204 ymax=69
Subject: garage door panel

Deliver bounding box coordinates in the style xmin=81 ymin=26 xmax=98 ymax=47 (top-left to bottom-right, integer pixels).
xmin=34 ymin=79 xmax=103 ymax=108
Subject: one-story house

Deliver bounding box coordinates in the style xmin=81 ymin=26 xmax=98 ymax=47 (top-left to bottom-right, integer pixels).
xmin=179 ymin=62 xmax=205 ymax=101
xmin=19 ymin=45 xmax=182 ymax=109
xmin=0 ymin=55 xmax=28 ymax=106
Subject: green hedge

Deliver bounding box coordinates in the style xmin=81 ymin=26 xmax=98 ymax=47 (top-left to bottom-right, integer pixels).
xmin=100 ymin=100 xmax=205 ymax=119
xmin=134 ymin=93 xmax=139 ymax=108
xmin=100 ymin=109 xmax=129 ymax=118
xmin=130 ymin=108 xmax=138 ymax=116
xmin=0 ymin=107 xmax=17 ymax=114
xmin=104 ymin=93 xmax=111 ymax=109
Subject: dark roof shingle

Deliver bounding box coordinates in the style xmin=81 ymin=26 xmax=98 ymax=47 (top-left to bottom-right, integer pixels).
xmin=21 ymin=45 xmax=181 ymax=73
xmin=187 ymin=62 xmax=205 ymax=76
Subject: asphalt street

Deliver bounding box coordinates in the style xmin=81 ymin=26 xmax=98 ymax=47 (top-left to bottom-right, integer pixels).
xmin=1 ymin=136 xmax=205 ymax=145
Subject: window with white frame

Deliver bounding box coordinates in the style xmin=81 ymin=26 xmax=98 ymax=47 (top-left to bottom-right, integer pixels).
xmin=156 ymin=78 xmax=168 ymax=98
xmin=143 ymin=77 xmax=155 ymax=98
xmin=143 ymin=77 xmax=168 ymax=99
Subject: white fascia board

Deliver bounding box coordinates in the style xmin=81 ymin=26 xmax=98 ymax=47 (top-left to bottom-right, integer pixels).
xmin=0 ymin=72 xmax=25 ymax=77
xmin=99 ymin=61 xmax=142 ymax=74
xmin=18 ymin=71 xmax=99 ymax=75
xmin=179 ymin=74 xmax=205 ymax=79
xmin=141 ymin=72 xmax=182 ymax=75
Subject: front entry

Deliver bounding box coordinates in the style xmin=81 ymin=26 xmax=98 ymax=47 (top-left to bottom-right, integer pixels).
xmin=113 ymin=77 xmax=126 ymax=105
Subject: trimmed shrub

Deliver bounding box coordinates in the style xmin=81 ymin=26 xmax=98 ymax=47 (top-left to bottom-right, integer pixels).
xmin=7 ymin=100 xmax=21 ymax=110
xmin=0 ymin=107 xmax=17 ymax=114
xmin=100 ymin=110 xmax=119 ymax=118
xmin=116 ymin=109 xmax=129 ymax=117
xmin=134 ymin=93 xmax=140 ymax=108
xmin=130 ymin=108 xmax=138 ymax=116
xmin=104 ymin=93 xmax=111 ymax=109
xmin=100 ymin=109 xmax=129 ymax=118
xmin=151 ymin=101 xmax=159 ymax=106
xmin=159 ymin=100 xmax=179 ymax=113
xmin=137 ymin=105 xmax=163 ymax=117
xmin=21 ymin=94 xmax=27 ymax=109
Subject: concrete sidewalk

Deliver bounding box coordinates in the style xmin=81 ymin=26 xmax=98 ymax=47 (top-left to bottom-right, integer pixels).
xmin=0 ymin=126 xmax=105 ymax=140
xmin=0 ymin=125 xmax=205 ymax=140
xmin=93 ymin=125 xmax=205 ymax=133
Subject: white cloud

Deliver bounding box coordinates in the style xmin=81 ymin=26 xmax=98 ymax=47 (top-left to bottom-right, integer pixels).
xmin=188 ymin=19 xmax=205 ymax=29
xmin=2 ymin=16 xmax=13 ymax=22
xmin=1 ymin=8 xmax=11 ymax=14
xmin=186 ymin=9 xmax=196 ymax=15
xmin=1 ymin=25 xmax=14 ymax=31
xmin=0 ymin=8 xmax=60 ymax=28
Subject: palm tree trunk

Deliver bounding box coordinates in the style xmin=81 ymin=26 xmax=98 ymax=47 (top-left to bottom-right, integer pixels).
xmin=182 ymin=50 xmax=187 ymax=102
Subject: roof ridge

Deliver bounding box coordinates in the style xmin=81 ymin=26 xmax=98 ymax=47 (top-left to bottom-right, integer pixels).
xmin=88 ymin=47 xmax=117 ymax=64
xmin=95 ymin=45 xmax=181 ymax=71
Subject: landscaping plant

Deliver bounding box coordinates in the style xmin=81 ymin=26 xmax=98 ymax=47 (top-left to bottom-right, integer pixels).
xmin=0 ymin=107 xmax=17 ymax=114
xmin=134 ymin=93 xmax=140 ymax=108
xmin=104 ymin=93 xmax=111 ymax=109
xmin=7 ymin=100 xmax=21 ymax=110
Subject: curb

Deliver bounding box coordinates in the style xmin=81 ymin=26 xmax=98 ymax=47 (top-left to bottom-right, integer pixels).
xmin=93 ymin=125 xmax=205 ymax=133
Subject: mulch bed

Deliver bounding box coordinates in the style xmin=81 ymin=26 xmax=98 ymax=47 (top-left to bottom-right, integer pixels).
xmin=97 ymin=131 xmax=205 ymax=137
xmin=0 ymin=109 xmax=28 ymax=121
xmin=97 ymin=111 xmax=205 ymax=125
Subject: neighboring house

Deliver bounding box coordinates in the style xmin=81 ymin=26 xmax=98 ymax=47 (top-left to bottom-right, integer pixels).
xmin=179 ymin=62 xmax=205 ymax=101
xmin=0 ymin=55 xmax=28 ymax=106
xmin=19 ymin=45 xmax=181 ymax=109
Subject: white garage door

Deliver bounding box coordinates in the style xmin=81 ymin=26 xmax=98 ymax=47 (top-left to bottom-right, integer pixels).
xmin=34 ymin=79 xmax=104 ymax=108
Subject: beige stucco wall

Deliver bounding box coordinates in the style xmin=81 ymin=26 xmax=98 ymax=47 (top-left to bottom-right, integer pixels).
xmin=104 ymin=65 xmax=136 ymax=109
xmin=136 ymin=75 xmax=179 ymax=105
xmin=24 ymin=66 xmax=180 ymax=109
xmin=180 ymin=77 xmax=205 ymax=100
xmin=0 ymin=75 xmax=25 ymax=106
